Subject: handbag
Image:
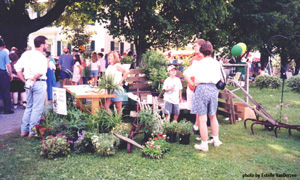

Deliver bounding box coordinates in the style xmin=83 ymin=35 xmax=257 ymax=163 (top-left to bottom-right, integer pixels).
xmin=216 ymin=66 xmax=226 ymax=90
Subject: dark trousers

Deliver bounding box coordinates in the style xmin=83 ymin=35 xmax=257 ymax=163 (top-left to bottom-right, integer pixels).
xmin=0 ymin=70 xmax=12 ymax=111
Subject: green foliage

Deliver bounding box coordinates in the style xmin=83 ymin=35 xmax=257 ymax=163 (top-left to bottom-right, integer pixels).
xmin=98 ymin=74 xmax=121 ymax=94
xmin=177 ymin=119 xmax=193 ymax=135
xmin=141 ymin=50 xmax=168 ymax=92
xmin=121 ymin=56 xmax=134 ymax=64
xmin=111 ymin=123 xmax=131 ymax=137
xmin=83 ymin=65 xmax=91 ymax=77
xmin=40 ymin=133 xmax=70 ymax=159
xmin=98 ymin=108 xmax=123 ymax=133
xmin=162 ymin=121 xmax=178 ymax=134
xmin=138 ymin=108 xmax=154 ymax=134
xmin=255 ymin=75 xmax=281 ymax=89
xmin=286 ymin=75 xmax=300 ymax=93
xmin=141 ymin=133 xmax=169 ymax=159
xmin=91 ymin=134 xmax=120 ymax=156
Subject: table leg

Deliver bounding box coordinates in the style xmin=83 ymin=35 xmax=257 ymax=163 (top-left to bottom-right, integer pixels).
xmin=91 ymin=98 xmax=99 ymax=114
xmin=76 ymin=99 xmax=83 ymax=110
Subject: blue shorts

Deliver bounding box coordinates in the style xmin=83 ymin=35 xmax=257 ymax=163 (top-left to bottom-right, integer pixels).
xmin=91 ymin=70 xmax=99 ymax=76
xmin=110 ymin=86 xmax=124 ymax=102
xmin=163 ymin=101 xmax=180 ymax=115
xmin=60 ymin=70 xmax=72 ymax=79
xmin=191 ymin=83 xmax=218 ymax=115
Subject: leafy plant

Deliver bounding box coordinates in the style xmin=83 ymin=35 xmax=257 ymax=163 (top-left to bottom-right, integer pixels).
xmin=40 ymin=133 xmax=70 ymax=159
xmin=98 ymin=74 xmax=121 ymax=94
xmin=91 ymin=133 xmax=120 ymax=156
xmin=162 ymin=121 xmax=178 ymax=134
xmin=99 ymin=108 xmax=123 ymax=133
xmin=121 ymin=56 xmax=134 ymax=64
xmin=177 ymin=119 xmax=193 ymax=135
xmin=140 ymin=50 xmax=168 ymax=92
xmin=255 ymin=75 xmax=281 ymax=89
xmin=111 ymin=122 xmax=131 ymax=137
xmin=286 ymin=75 xmax=300 ymax=93
xmin=138 ymin=106 xmax=154 ymax=134
xmin=141 ymin=133 xmax=170 ymax=159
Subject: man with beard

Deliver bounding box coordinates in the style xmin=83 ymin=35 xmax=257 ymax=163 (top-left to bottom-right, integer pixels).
xmin=58 ymin=46 xmax=74 ymax=87
xmin=14 ymin=36 xmax=48 ymax=138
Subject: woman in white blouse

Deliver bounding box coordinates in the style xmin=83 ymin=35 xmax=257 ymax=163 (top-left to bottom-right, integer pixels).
xmin=183 ymin=41 xmax=224 ymax=152
xmin=104 ymin=51 xmax=129 ymax=115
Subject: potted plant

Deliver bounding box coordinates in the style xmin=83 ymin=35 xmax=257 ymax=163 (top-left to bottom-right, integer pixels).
xmin=111 ymin=122 xmax=131 ymax=149
xmin=162 ymin=121 xmax=178 ymax=143
xmin=141 ymin=133 xmax=170 ymax=159
xmin=138 ymin=107 xmax=154 ymax=141
xmin=121 ymin=56 xmax=134 ymax=70
xmin=40 ymin=133 xmax=70 ymax=159
xmin=91 ymin=133 xmax=120 ymax=156
xmin=177 ymin=119 xmax=193 ymax=145
xmin=98 ymin=74 xmax=121 ymax=94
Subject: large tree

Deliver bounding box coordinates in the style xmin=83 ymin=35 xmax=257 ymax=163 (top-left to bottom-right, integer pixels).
xmin=0 ymin=0 xmax=101 ymax=50
xmin=227 ymin=0 xmax=300 ymax=74
xmin=101 ymin=0 xmax=229 ymax=65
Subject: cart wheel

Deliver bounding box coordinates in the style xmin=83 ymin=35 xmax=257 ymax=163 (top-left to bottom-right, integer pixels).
xmin=265 ymin=125 xmax=274 ymax=131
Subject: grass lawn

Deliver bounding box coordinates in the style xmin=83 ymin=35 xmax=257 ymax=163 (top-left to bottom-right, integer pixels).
xmin=0 ymin=85 xmax=300 ymax=180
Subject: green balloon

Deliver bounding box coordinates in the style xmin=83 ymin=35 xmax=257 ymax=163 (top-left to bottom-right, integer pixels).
xmin=231 ymin=45 xmax=243 ymax=56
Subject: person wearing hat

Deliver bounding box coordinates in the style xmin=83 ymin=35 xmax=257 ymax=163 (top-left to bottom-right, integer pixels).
xmin=162 ymin=65 xmax=183 ymax=122
xmin=0 ymin=38 xmax=14 ymax=114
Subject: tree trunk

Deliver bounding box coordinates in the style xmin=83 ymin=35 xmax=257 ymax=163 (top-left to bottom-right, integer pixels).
xmin=0 ymin=0 xmax=71 ymax=50
xmin=135 ymin=37 xmax=148 ymax=67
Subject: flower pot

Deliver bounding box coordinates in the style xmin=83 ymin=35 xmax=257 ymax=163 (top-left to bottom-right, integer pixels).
xmin=142 ymin=152 xmax=163 ymax=159
xmin=179 ymin=134 xmax=190 ymax=145
xmin=166 ymin=132 xmax=177 ymax=143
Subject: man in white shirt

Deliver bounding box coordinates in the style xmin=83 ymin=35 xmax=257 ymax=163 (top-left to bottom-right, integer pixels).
xmin=15 ymin=36 xmax=48 ymax=138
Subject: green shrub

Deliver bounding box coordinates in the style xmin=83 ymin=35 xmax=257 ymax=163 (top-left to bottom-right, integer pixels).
xmin=141 ymin=50 xmax=168 ymax=92
xmin=111 ymin=122 xmax=131 ymax=137
xmin=255 ymin=75 xmax=281 ymax=89
xmin=177 ymin=119 xmax=193 ymax=135
xmin=91 ymin=134 xmax=120 ymax=156
xmin=139 ymin=108 xmax=154 ymax=134
xmin=40 ymin=133 xmax=70 ymax=159
xmin=286 ymin=75 xmax=300 ymax=93
xmin=121 ymin=56 xmax=134 ymax=64
xmin=162 ymin=121 xmax=178 ymax=134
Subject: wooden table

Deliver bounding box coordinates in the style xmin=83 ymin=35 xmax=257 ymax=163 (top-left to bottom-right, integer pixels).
xmin=64 ymin=85 xmax=116 ymax=114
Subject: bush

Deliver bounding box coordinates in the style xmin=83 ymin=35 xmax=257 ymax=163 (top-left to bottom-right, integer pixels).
xmin=111 ymin=122 xmax=131 ymax=137
xmin=177 ymin=119 xmax=193 ymax=135
xmin=286 ymin=75 xmax=300 ymax=93
xmin=121 ymin=56 xmax=134 ymax=64
xmin=40 ymin=133 xmax=70 ymax=159
xmin=255 ymin=75 xmax=281 ymax=89
xmin=91 ymin=134 xmax=120 ymax=156
xmin=162 ymin=121 xmax=178 ymax=134
xmin=141 ymin=50 xmax=168 ymax=92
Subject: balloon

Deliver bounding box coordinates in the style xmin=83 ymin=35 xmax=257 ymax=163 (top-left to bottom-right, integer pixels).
xmin=237 ymin=42 xmax=247 ymax=53
xmin=231 ymin=45 xmax=243 ymax=56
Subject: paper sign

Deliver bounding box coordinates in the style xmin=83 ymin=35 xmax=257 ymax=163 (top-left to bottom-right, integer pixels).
xmin=52 ymin=87 xmax=67 ymax=115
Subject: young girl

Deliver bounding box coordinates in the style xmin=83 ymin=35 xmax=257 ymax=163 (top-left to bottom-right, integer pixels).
xmin=72 ymin=55 xmax=83 ymax=85
xmin=90 ymin=52 xmax=101 ymax=86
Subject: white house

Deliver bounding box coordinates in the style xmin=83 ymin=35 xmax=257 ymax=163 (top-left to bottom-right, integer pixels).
xmin=27 ymin=7 xmax=135 ymax=57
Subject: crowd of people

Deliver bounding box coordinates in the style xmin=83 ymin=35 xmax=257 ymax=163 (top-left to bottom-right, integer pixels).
xmin=0 ymin=35 xmax=131 ymax=138
xmin=162 ymin=39 xmax=224 ymax=152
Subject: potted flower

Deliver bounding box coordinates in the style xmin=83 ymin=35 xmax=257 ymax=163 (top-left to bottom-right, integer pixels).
xmin=111 ymin=122 xmax=131 ymax=149
xmin=40 ymin=133 xmax=71 ymax=159
xmin=177 ymin=119 xmax=193 ymax=145
xmin=138 ymin=108 xmax=154 ymax=141
xmin=162 ymin=121 xmax=178 ymax=143
xmin=91 ymin=133 xmax=120 ymax=156
xmin=141 ymin=133 xmax=170 ymax=159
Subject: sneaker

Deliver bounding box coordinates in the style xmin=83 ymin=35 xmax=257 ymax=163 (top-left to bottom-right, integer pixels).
xmin=213 ymin=139 xmax=222 ymax=147
xmin=22 ymin=103 xmax=27 ymax=109
xmin=196 ymin=137 xmax=201 ymax=141
xmin=13 ymin=104 xmax=18 ymax=109
xmin=194 ymin=143 xmax=208 ymax=152
xmin=193 ymin=125 xmax=199 ymax=131
xmin=207 ymin=137 xmax=214 ymax=144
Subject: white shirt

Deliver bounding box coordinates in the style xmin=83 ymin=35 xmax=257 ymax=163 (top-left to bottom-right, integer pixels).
xmin=14 ymin=50 xmax=48 ymax=80
xmin=183 ymin=57 xmax=224 ymax=84
xmin=105 ymin=63 xmax=123 ymax=85
xmin=162 ymin=77 xmax=182 ymax=104
xmin=91 ymin=60 xmax=100 ymax=71
xmin=99 ymin=58 xmax=106 ymax=72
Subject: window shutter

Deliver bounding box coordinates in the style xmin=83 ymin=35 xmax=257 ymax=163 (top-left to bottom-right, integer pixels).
xmin=91 ymin=40 xmax=95 ymax=51
xmin=110 ymin=41 xmax=114 ymax=51
xmin=57 ymin=41 xmax=61 ymax=56
xmin=120 ymin=42 xmax=124 ymax=55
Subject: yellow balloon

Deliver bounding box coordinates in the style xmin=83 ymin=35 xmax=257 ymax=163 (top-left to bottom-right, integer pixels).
xmin=237 ymin=42 xmax=247 ymax=53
